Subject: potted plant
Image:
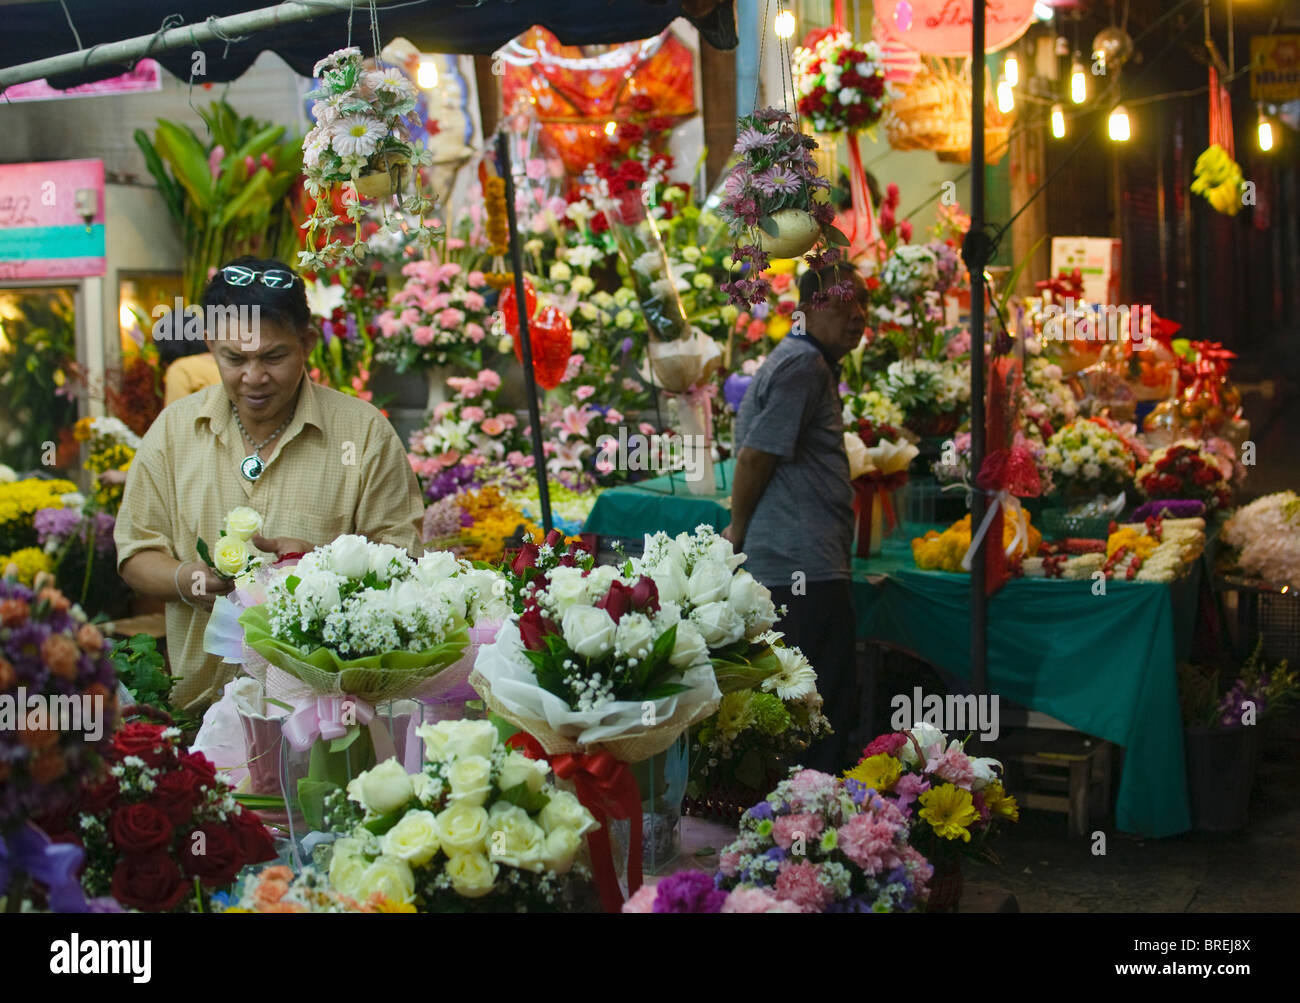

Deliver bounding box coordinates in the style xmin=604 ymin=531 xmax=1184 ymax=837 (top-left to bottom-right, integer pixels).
xmin=300 ymin=48 xmax=438 ymax=270
xmin=717 ymin=108 xmax=849 ymax=309
xmin=1179 ymin=640 xmax=1297 ymax=832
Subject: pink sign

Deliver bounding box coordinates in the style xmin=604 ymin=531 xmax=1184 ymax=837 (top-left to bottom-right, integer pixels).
xmin=874 ymin=0 xmax=1037 ymax=57
xmin=0 ymin=160 xmax=106 ymax=281
xmin=3 ymin=60 xmax=161 ymax=103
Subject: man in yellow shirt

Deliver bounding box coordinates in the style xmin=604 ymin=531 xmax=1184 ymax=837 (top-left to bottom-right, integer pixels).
xmin=115 ymin=257 xmax=424 ymax=711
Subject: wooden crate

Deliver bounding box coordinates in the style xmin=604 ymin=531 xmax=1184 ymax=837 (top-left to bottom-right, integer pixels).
xmin=997 ymin=728 xmax=1113 ymax=838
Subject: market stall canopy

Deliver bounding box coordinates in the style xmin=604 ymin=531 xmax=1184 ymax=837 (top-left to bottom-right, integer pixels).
xmin=0 ymin=0 xmax=737 ymax=91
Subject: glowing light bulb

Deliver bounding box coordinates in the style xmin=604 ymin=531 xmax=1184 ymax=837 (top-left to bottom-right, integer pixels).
xmin=1258 ymin=115 xmax=1274 ymax=152
xmin=1070 ymin=61 xmax=1087 ymax=104
xmin=997 ymin=79 xmax=1015 ymax=114
xmin=1051 ymin=103 xmax=1065 ymax=139
xmin=604 ymin=121 xmax=617 ymax=137
xmin=1004 ymin=54 xmax=1019 ymax=88
xmin=774 ymin=9 xmax=795 ymax=39
xmin=417 ymin=59 xmax=438 ymax=89
xmin=1108 ymin=105 xmax=1131 ymax=142
xmin=119 ymin=303 xmax=136 ymax=330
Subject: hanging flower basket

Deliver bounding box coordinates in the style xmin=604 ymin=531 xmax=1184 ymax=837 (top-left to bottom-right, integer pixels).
xmin=757 ymin=207 xmax=822 ymax=259
xmin=352 ymin=152 xmax=409 ymax=199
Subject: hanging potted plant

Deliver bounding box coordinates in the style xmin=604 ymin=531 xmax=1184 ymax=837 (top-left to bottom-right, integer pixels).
xmin=300 ymin=47 xmax=439 ymax=270
xmin=718 ymin=108 xmax=851 ymax=309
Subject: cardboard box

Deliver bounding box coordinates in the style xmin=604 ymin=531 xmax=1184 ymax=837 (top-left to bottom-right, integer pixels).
xmin=1050 ymin=237 xmax=1122 ymax=305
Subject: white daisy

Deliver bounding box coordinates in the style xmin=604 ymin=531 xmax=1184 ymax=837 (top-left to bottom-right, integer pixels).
xmin=762 ymin=646 xmax=818 ymax=701
xmin=332 ymin=116 xmax=388 ymax=159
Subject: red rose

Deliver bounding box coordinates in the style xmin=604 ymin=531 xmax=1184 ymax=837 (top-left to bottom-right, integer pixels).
xmin=863 ymin=74 xmax=885 ymax=98
xmin=153 ymin=768 xmax=204 ymax=824
xmin=518 ymin=606 xmax=560 ymax=652
xmin=619 ymin=122 xmax=644 ymax=145
xmin=647 ymin=116 xmax=672 ymax=133
xmin=110 ymin=802 xmax=174 ymax=854
xmin=178 ymin=751 xmax=218 ymax=788
xmin=620 ymin=160 xmax=648 ymax=187
xmin=229 ymin=808 xmax=277 ymax=866
xmin=628 ymin=575 xmax=660 ymax=615
xmin=629 ymin=94 xmax=654 ymax=113
xmin=79 ymin=774 xmax=119 ymax=815
xmin=594 ymin=580 xmax=634 ymax=624
xmin=112 ymin=722 xmax=171 ymax=767
xmin=180 ymin=822 xmax=244 ymax=886
xmin=544 ymin=529 xmax=565 ymax=549
xmin=511 ymin=543 xmax=540 ymax=575
xmin=111 ymin=852 xmax=188 ymax=911
xmin=589 ymin=212 xmax=609 ymax=234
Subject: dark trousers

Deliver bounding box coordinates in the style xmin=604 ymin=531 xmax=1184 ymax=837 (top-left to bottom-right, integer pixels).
xmin=767 ymin=578 xmax=860 ymax=775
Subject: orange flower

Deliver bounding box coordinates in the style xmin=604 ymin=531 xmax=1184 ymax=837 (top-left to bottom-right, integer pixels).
xmin=0 ymin=599 xmax=30 ymax=627
xmin=260 ymin=865 xmax=294 ymax=883
xmin=37 ymin=588 xmax=71 ymax=614
xmin=253 ymin=879 xmax=291 ymax=907
xmin=0 ymin=657 xmax=15 ymax=692
xmin=29 ymin=746 xmax=67 ymax=784
xmin=41 ymin=635 xmax=80 ymax=680
xmin=19 ymin=723 xmax=60 ymax=750
xmin=77 ymin=623 xmax=105 ymax=654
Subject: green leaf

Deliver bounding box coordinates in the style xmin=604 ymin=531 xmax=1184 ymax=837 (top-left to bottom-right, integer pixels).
xmin=642 ymin=682 xmax=691 ymax=700
xmin=133 ymin=128 xmax=184 ymax=222
xmin=997 ymin=234 xmax=1046 ymax=313
xmin=284 ymin=574 xmax=301 ymax=594
xmin=328 ymin=723 xmax=362 ymax=754
xmin=153 ymin=120 xmax=214 ymax=210
xmin=498 ymin=781 xmax=551 ymax=815
xmin=759 ymin=216 xmax=781 ymax=237
xmin=363 ymin=806 xmax=406 ymax=836
xmin=823 ymin=224 xmax=850 ymax=246
xmin=195 ymin=537 xmax=213 ymax=567
xmin=297 ymin=779 xmax=338 ymax=832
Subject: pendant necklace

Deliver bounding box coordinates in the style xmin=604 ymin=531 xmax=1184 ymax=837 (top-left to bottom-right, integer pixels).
xmin=232 ymin=404 xmax=295 ymax=481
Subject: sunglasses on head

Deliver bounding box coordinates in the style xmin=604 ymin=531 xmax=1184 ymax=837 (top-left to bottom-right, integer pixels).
xmin=220 ymin=265 xmax=299 ymax=289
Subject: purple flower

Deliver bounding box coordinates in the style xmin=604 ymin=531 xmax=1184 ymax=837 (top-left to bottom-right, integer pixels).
xmin=619 ymin=337 xmax=634 ymax=356
xmin=344 ymin=315 xmax=358 ymax=341
xmin=747 ymin=801 xmax=775 ymax=821
xmin=92 ymin=512 xmax=116 ymax=556
xmin=34 ymin=507 xmax=79 ymax=547
xmin=652 ymin=871 xmax=728 ymax=913
xmin=754 ymin=166 xmax=802 ymax=196
xmin=735 ymin=127 xmax=777 ymax=154
xmin=321 ymin=320 xmax=335 ymax=344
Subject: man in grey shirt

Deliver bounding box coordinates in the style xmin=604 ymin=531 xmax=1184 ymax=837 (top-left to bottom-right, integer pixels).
xmin=725 ymin=264 xmax=867 ymax=773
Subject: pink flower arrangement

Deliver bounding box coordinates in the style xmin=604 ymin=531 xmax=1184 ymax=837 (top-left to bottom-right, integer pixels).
xmin=374 ymin=259 xmax=495 ymax=371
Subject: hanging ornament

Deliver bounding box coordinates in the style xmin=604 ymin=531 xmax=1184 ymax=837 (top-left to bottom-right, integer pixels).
xmin=499 ymin=279 xmax=538 ymax=336
xmin=872 ymin=0 xmax=1036 ymax=57
xmin=514 ymin=305 xmax=573 ymax=390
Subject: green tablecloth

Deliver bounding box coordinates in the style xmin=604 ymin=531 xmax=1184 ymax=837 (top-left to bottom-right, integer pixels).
xmin=854 ymin=529 xmax=1196 ymax=839
xmin=585 ymin=481 xmax=1199 ymax=838
xmin=583 ymin=460 xmax=735 ymax=539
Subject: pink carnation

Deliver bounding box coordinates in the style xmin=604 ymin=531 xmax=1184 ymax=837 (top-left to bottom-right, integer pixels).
xmin=437 ymin=308 xmax=465 ymax=329
xmin=837 ymin=812 xmax=905 ymax=876
xmin=721 ymin=887 xmax=804 ymax=914
xmin=718 ymin=851 xmax=742 ymax=878
xmin=465 ymin=322 xmax=485 ymax=344
xmin=787 ymin=769 xmax=837 ymax=803
xmin=433 ymin=401 xmax=457 ymax=421
xmin=467 ymin=270 xmax=487 ymax=289
xmin=398 ymin=307 xmax=420 ymax=326
xmin=461 ymin=406 xmax=486 ymax=423
xmin=507 ymin=450 xmax=534 ymax=468
xmin=927 ymin=746 xmax=976 ymax=789
xmin=447 ymin=377 xmax=482 ymax=398
xmin=574 ymin=385 xmax=596 ymax=401
xmin=771 ymin=813 xmax=824 ymax=851
xmin=463 ymin=292 xmax=487 ymax=312
xmin=862 ymin=732 xmax=909 ymax=758
xmin=376 ymin=310 xmax=401 ymax=338
xmin=476 ymin=369 xmax=502 ymax=390
xmin=892 ymin=773 xmax=930 ymax=817
xmin=498 ymin=413 xmax=518 ymax=430
xmin=621 ymin=884 xmax=659 ymax=913
xmin=412 ymin=325 xmax=436 ymax=347
xmin=901 ymin=845 xmax=933 ymax=900
xmin=773 ymin=860 xmax=835 ymax=913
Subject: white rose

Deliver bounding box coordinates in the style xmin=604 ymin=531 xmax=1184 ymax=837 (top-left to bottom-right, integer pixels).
xmin=224 ymin=506 xmax=263 ymax=541
xmin=436 ymin=800 xmax=491 ymax=855
xmin=703 ymin=536 xmax=745 ymax=571
xmin=498 ymin=750 xmax=550 ymax=794
xmin=446 ymin=754 xmax=493 ymax=806
xmin=578 ymin=303 xmax=599 ymax=321
xmin=412 ymin=549 xmax=461 ymax=587
xmin=540 ymin=827 xmax=582 ymax=874
xmin=614 ymin=612 xmax=657 ymax=660
xmin=686 ymin=561 xmax=733 ymax=605
xmin=357 ymin=856 xmax=416 ymax=904
xmin=584 ymin=564 xmax=620 ymax=595
xmin=379 ymin=809 xmax=442 ymax=865
xmin=561 ymin=605 xmax=616 ymax=658
xmin=410 ymin=771 xmax=442 ymax=805
xmin=292 ymin=569 xmax=343 ymax=615
xmin=669 ymin=621 xmax=710 ymax=669
xmin=367 ymin=542 xmax=408 ymax=582
xmin=417 ymin=719 xmax=499 ymax=762
xmin=728 ymin=570 xmax=768 ymax=620
xmin=487 ymin=803 xmax=547 ymax=872
xmin=327 ymin=838 xmax=368 ymax=899
xmin=327 ymin=534 xmax=372 ymax=579
xmin=690 ymin=601 xmax=745 ymax=648
xmin=445 ymin=851 xmax=498 ymax=898
xmin=647 ymin=559 xmax=689 ymax=605
xmin=545 ymin=565 xmax=591 ymax=614
xmin=345 ymin=758 xmax=414 ymax=815
xmin=538 ymin=789 xmax=598 ymax=837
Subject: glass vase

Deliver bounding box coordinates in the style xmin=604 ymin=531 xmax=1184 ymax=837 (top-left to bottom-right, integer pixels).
xmin=610 ymin=732 xmax=690 ymax=880
xmin=605 ymin=190 xmax=691 ymax=343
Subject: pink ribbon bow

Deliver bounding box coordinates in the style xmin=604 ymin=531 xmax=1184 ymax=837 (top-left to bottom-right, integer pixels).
xmin=283 ymin=694 xmax=376 ymax=752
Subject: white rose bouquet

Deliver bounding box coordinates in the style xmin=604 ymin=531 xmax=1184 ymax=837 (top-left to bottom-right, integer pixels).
xmin=1042 ymin=418 xmax=1135 ymax=501
xmin=321 ymin=719 xmax=598 ymax=911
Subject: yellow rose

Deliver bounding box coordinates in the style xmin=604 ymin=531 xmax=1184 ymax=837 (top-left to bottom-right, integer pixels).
xmin=487 ymin=803 xmax=547 ymax=872
xmin=540 ymin=827 xmax=583 ymax=874
xmin=446 ymin=755 xmax=493 ymax=807
xmin=213 ymin=536 xmax=250 ymax=578
xmin=379 ymin=809 xmax=442 ymax=865
xmin=497 ymin=750 xmax=549 ymax=796
xmin=357 ymin=856 xmax=416 ymax=905
xmin=328 ymin=839 xmax=368 ymax=899
xmin=538 ymin=789 xmax=598 ymax=837
xmin=417 ymin=720 xmax=498 ymax=762
xmin=444 ymin=851 xmax=498 ymax=899
xmin=436 ymin=801 xmax=490 ymax=855
xmin=346 ymin=758 xmax=414 ymax=815
xmin=224 ymin=506 xmax=263 ymax=541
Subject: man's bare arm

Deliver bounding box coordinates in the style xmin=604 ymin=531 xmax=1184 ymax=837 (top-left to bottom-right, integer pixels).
xmin=722 ymin=446 xmax=779 ymax=551
xmin=120 ymin=550 xmax=234 ymax=612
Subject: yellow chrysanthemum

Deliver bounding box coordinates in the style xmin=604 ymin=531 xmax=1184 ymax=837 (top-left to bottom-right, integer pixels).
xmin=767 ymin=314 xmax=792 ymax=341
xmin=844 ymin=753 xmax=902 ymax=792
xmin=73 ymin=416 xmax=95 ymax=442
xmin=918 ymin=783 xmax=979 ymax=842
xmin=981 ymin=781 xmax=1020 ymax=822
xmin=1 ymin=547 xmax=53 ymax=586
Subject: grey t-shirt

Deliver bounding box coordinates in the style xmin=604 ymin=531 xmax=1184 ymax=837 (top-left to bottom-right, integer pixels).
xmin=733 ymin=335 xmax=853 ymax=587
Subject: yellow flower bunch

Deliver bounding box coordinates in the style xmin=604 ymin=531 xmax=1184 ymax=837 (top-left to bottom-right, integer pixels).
xmin=912 ymin=512 xmax=1042 ymax=572
xmin=484 ymin=176 xmax=509 ymax=256
xmin=1106 ymin=527 xmax=1157 ymax=562
xmin=1 ymin=546 xmax=54 ymax=586
xmin=0 ymin=478 xmax=79 ymax=530
xmin=482 ymin=271 xmax=515 ymax=291
xmin=918 ymin=783 xmax=979 ymax=842
xmin=980 ymin=781 xmax=1020 ymax=822
xmin=457 ymin=486 xmax=541 ymax=563
xmin=73 ymin=416 xmax=95 ymax=443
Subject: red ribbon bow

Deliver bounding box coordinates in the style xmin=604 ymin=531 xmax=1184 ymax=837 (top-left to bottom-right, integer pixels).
xmin=1035 ymin=268 xmax=1083 ymax=302
xmin=852 ymin=471 xmax=907 ymax=558
xmin=507 ymin=732 xmax=642 ymax=913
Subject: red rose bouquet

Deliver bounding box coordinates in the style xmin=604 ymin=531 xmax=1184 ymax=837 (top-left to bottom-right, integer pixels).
xmin=71 ymin=722 xmax=277 ymax=911
xmin=1136 ymin=440 xmax=1232 ymax=510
